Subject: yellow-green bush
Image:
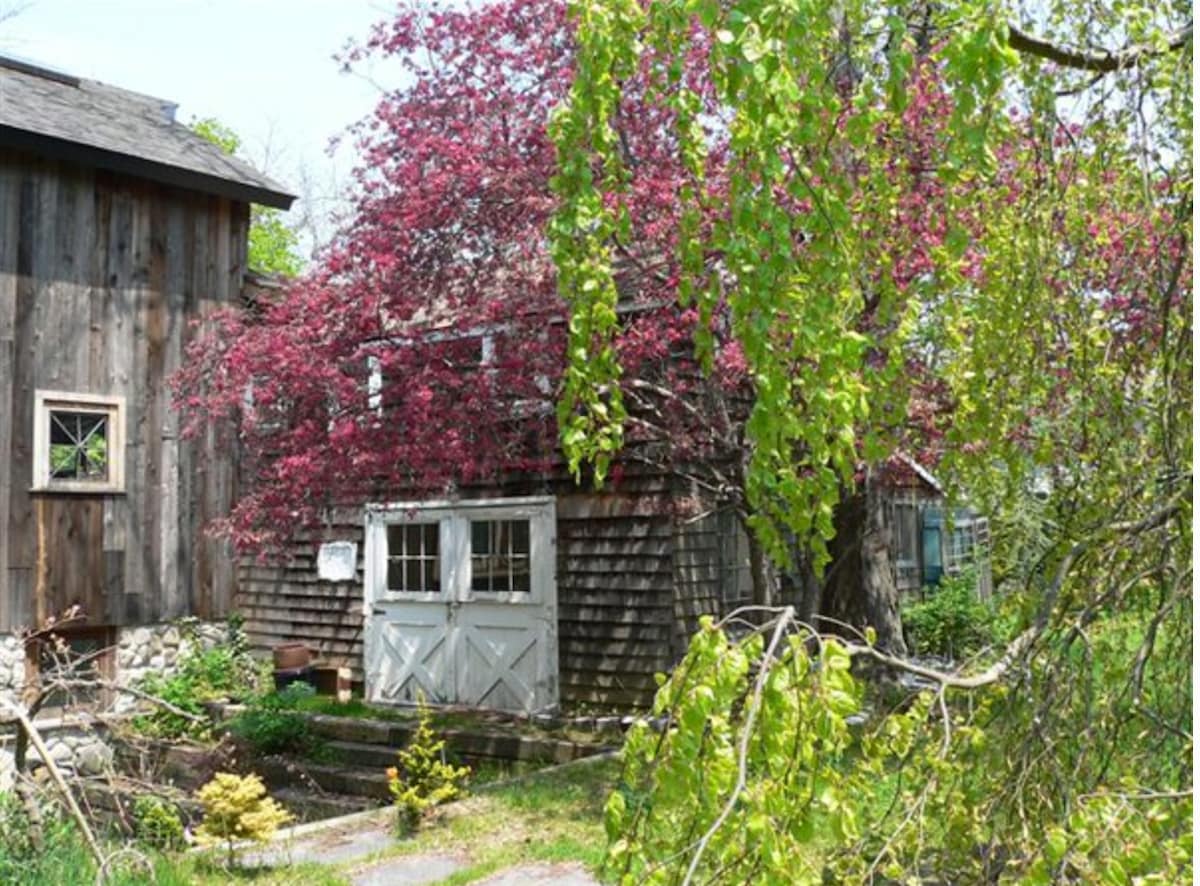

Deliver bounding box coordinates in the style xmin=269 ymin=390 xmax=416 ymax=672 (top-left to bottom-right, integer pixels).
xmin=194 ymin=772 xmax=291 ymax=866
xmin=387 ymin=697 xmax=470 ymax=834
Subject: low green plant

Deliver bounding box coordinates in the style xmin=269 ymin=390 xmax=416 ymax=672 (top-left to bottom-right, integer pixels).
xmin=133 ymin=618 xmax=266 ymax=739
xmin=228 ymin=682 xmax=322 ymax=756
xmin=386 ymin=695 xmax=471 ymax=834
xmin=0 ymin=791 xmax=89 ymax=884
xmin=902 ymin=569 xmax=1000 ymax=658
xmin=194 ymin=772 xmax=292 ymax=868
xmin=132 ymin=794 xmax=185 ymax=851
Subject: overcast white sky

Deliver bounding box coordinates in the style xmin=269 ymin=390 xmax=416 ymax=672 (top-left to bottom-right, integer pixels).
xmin=2 ymin=0 xmax=415 ymax=255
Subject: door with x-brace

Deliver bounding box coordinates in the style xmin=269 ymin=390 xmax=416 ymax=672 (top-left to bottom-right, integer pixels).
xmin=363 ymin=497 xmax=558 ymax=714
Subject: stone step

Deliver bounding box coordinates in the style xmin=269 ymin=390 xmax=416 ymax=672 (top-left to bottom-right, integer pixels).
xmin=257 ymin=755 xmax=392 ymax=801
xmin=306 ymin=714 xmax=610 ymax=765
xmin=269 ymin=785 xmax=378 ymax=824
xmin=324 ymin=740 xmax=402 ymax=771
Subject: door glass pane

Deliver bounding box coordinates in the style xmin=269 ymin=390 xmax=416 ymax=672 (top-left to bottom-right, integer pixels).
xmin=386 ymin=523 xmax=440 ymax=592
xmin=470 ymin=519 xmax=531 ymax=593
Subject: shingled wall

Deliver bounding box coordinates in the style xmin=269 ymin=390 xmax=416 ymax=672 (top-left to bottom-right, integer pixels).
xmin=237 ymin=477 xmax=728 ymax=710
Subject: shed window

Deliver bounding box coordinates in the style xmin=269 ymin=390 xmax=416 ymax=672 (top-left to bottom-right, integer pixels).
xmin=716 ymin=510 xmax=754 ymax=606
xmin=386 ymin=523 xmax=441 ymax=593
xmin=470 ymin=519 xmax=531 ymax=593
xmin=367 ymin=498 xmax=553 ymax=605
xmin=50 ymin=412 xmax=109 ymax=480
xmin=891 ymin=501 xmax=922 ymax=589
xmin=33 ymin=391 xmax=125 ymax=493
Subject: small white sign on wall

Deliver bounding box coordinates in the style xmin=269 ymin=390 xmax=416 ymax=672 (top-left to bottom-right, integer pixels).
xmin=317 ymin=541 xmax=358 ymax=582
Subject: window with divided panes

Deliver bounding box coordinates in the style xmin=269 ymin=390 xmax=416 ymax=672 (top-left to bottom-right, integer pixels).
xmin=386 ymin=523 xmax=441 ymax=593
xmin=33 ymin=391 xmax=125 ymax=493
xmin=470 ymin=519 xmax=531 ymax=593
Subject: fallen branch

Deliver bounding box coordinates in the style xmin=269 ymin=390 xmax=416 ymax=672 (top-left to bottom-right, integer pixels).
xmin=48 ymin=679 xmax=208 ymax=724
xmin=846 ymin=626 xmax=1037 ymax=690
xmin=2 ymin=702 xmax=105 ymax=869
xmin=682 ymin=606 xmax=795 ymax=886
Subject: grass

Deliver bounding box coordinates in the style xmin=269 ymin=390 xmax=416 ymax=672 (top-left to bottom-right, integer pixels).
xmin=0 ymin=825 xmax=348 ymax=886
xmin=2 ymin=754 xmax=619 ymax=886
xmin=373 ymin=753 xmax=617 ymax=883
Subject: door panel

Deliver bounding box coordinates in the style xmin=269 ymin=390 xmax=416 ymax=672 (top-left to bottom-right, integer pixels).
xmin=455 ymin=602 xmax=552 ymax=712
xmin=365 ymin=601 xmax=453 ymax=704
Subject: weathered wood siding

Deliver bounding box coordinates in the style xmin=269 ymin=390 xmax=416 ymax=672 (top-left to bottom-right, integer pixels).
xmin=238 ymin=512 xmax=366 ymax=675
xmin=0 ymin=148 xmax=247 ymax=630
xmin=556 ymin=491 xmax=677 ymax=708
xmin=237 ymin=481 xmax=698 ymax=710
xmin=671 ymin=510 xmax=723 ymax=654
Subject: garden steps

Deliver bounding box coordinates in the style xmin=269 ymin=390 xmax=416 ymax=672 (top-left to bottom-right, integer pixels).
xmin=306 ymin=713 xmax=612 ymax=766
xmin=257 ymin=754 xmax=393 ymax=802
xmin=269 ymin=785 xmax=378 ymax=823
xmin=323 ymin=739 xmax=404 ymax=770
xmin=206 ymin=706 xmax=618 ymax=804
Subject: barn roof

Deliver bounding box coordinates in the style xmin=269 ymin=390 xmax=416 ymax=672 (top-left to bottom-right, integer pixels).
xmin=0 ymin=55 xmax=294 ymax=209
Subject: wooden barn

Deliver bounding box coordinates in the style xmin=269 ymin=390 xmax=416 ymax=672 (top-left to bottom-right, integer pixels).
xmin=0 ymin=55 xmax=293 ymax=669
xmin=239 ymin=454 xmax=988 ymax=714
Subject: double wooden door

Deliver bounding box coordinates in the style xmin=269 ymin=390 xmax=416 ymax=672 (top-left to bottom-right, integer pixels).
xmin=363 ymin=498 xmax=558 ymax=714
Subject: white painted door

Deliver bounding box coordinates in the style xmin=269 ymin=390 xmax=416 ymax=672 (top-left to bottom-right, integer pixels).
xmin=363 ymin=498 xmax=558 ymax=713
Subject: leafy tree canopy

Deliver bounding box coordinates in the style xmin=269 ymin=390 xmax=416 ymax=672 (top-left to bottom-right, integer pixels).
xmin=551 ymin=0 xmax=1191 ymax=881
xmin=192 ymin=117 xmax=304 ymax=277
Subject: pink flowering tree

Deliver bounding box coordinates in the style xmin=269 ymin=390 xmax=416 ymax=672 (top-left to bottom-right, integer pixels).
xmin=174 ymin=0 xmax=753 ymax=552
xmin=176 ymin=0 xmax=1187 ymax=659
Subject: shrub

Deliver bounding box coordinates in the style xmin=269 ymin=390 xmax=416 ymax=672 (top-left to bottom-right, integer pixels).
xmin=194 ymin=772 xmax=291 ymax=867
xmin=387 ymin=697 xmax=470 ymax=833
xmin=133 ymin=618 xmax=266 ymax=739
xmin=227 ymin=682 xmax=321 ymax=756
xmin=132 ymin=794 xmax=185 ymax=851
xmin=902 ymin=570 xmax=999 ymax=658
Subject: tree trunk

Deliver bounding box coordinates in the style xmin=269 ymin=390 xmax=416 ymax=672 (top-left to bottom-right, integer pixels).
xmin=821 ymin=469 xmax=907 ymax=654
xmin=859 ymin=467 xmax=906 ymax=655
xmin=742 ymin=513 xmax=779 ymax=609
xmin=789 ymin=548 xmax=823 ymax=627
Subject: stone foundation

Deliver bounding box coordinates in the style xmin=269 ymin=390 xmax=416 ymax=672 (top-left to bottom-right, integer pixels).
xmin=0 ymin=634 xmax=25 ymax=695
xmin=114 ymin=619 xmax=229 ymax=711
xmin=0 ymin=619 xmax=230 ymax=787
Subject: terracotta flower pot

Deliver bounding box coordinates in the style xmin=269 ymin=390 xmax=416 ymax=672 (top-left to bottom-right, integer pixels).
xmin=272 ymin=642 xmax=312 ymax=671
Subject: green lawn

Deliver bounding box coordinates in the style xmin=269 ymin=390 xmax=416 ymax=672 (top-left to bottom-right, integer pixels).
xmin=2 ymin=755 xmax=619 ymax=886
xmin=373 ymin=754 xmax=617 ymax=884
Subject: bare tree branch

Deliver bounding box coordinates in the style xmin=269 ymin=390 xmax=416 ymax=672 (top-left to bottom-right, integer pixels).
xmin=1007 ymin=22 xmax=1192 ymax=73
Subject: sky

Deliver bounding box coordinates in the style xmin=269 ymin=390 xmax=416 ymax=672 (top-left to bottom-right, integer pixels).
xmin=1 ymin=0 xmax=414 ymax=255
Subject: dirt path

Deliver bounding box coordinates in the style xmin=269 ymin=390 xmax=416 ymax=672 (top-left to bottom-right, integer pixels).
xmin=244 ymin=808 xmax=602 ymax=885
xmin=349 ymin=856 xmax=600 ymax=886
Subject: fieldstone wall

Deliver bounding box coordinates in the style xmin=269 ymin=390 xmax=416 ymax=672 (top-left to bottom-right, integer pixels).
xmin=0 ymin=634 xmax=25 ymax=696
xmin=115 ymin=619 xmax=229 ymax=702
xmin=0 ymin=619 xmax=229 ymax=788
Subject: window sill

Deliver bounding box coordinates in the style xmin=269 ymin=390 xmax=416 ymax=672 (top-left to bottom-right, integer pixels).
xmin=30 ymin=485 xmax=126 ymax=496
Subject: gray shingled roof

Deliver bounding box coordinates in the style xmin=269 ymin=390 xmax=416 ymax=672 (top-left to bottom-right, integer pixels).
xmin=0 ymin=56 xmax=294 ymax=208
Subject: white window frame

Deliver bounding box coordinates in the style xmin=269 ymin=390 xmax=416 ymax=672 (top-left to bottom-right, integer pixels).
xmin=365 ymin=496 xmax=555 ymax=609
xmin=32 ymin=390 xmax=126 ymax=494
xmin=365 ymin=327 xmax=554 ymax=419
